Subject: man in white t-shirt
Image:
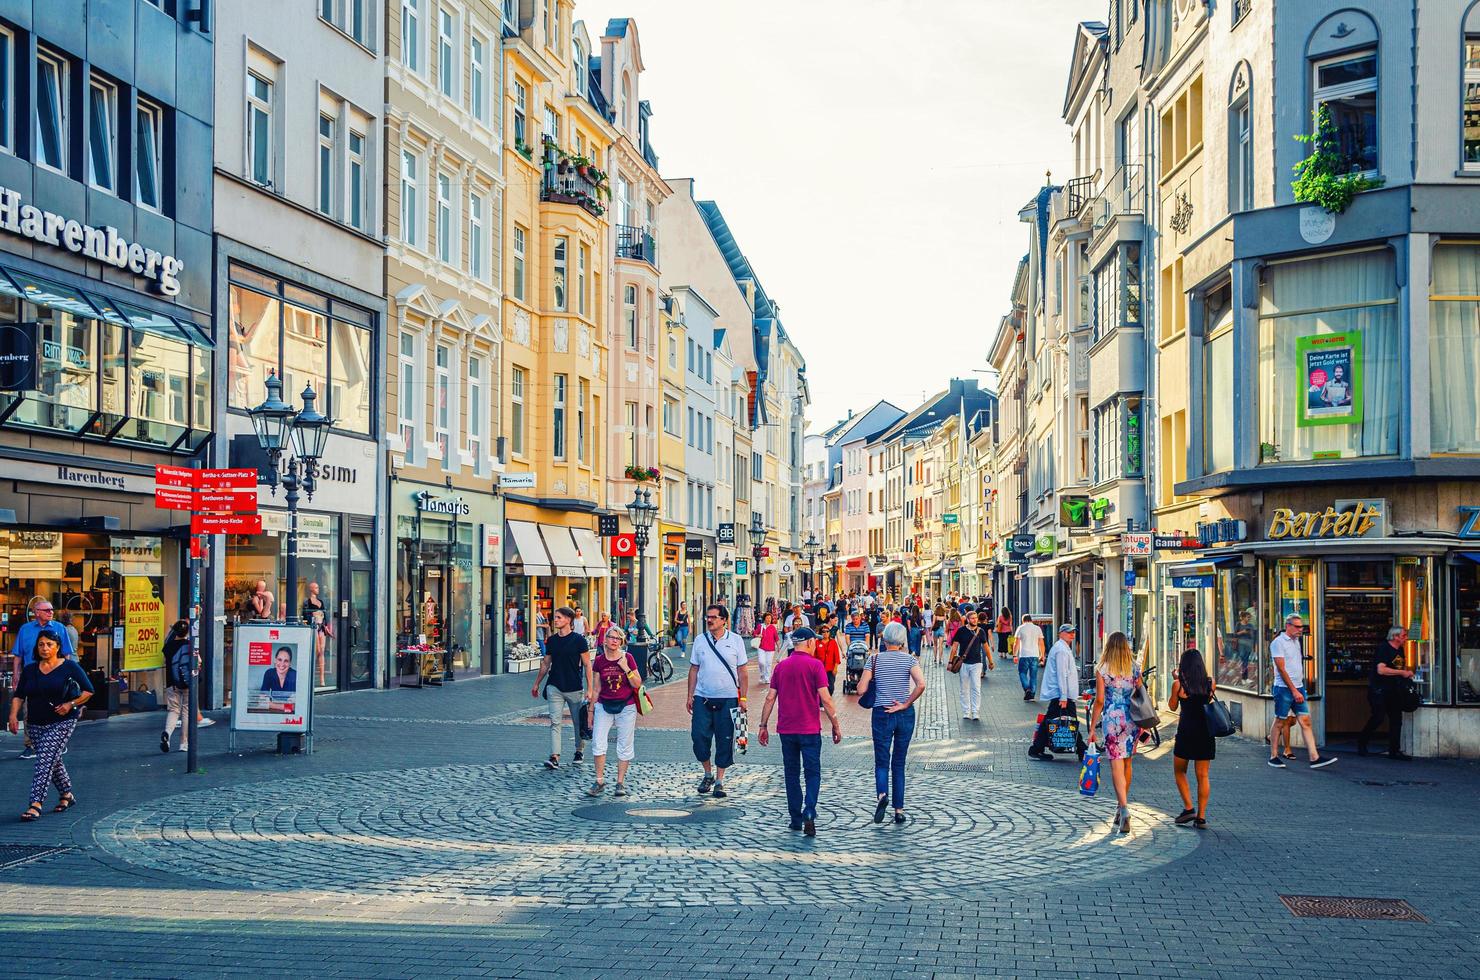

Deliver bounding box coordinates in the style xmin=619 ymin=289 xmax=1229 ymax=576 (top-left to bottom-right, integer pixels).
xmin=1013 ymin=615 xmax=1046 ymax=702
xmin=687 ymin=603 xmax=751 ymax=799
xmin=1268 ymin=613 xmax=1336 ymax=770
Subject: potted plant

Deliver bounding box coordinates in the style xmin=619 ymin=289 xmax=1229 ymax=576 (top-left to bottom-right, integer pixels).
xmin=624 ymin=464 xmax=660 ymax=483
xmin=1291 ymin=105 xmax=1383 ymax=214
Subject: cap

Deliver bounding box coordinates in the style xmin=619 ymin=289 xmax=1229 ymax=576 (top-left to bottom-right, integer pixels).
xmin=1058 ymin=623 xmax=1078 ymax=635
xmin=790 ymin=626 xmax=819 ymax=642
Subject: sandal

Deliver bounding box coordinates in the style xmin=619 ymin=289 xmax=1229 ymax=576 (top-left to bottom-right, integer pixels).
xmin=20 ymin=803 xmax=41 ymax=822
xmin=1174 ymin=808 xmax=1196 ymax=825
xmin=53 ymin=793 xmax=76 ymax=813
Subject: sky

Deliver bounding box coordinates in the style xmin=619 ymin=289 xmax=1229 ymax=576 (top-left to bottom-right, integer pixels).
xmin=585 ymin=0 xmax=1096 ymax=431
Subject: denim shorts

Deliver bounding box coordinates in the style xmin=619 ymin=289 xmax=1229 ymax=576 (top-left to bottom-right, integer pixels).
xmin=1273 ymin=685 xmax=1310 ymax=719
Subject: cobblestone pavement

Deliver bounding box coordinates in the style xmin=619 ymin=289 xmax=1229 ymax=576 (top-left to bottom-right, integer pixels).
xmin=0 ymin=656 xmax=1476 ymax=978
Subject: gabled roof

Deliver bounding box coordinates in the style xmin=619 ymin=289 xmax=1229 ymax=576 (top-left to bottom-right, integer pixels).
xmin=1062 ymin=21 xmax=1109 ymax=120
xmin=695 ymin=198 xmax=786 ymax=391
xmin=831 ymin=400 xmax=905 ymax=447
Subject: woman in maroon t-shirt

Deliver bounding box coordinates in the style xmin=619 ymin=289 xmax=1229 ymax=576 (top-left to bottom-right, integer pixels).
xmin=585 ymin=625 xmax=640 ymax=797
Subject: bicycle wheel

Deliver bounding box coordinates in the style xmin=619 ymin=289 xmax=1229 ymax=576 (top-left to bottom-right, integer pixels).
xmin=650 ymin=652 xmax=674 ymax=684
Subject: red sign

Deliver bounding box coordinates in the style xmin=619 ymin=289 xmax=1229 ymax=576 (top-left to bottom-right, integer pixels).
xmin=846 ymin=558 xmax=866 ymax=570
xmin=191 ymin=513 xmax=262 ymax=534
xmin=154 ymin=487 xmax=196 ymax=511
xmin=609 ymin=533 xmax=637 ymax=558
xmin=190 ymin=536 xmax=204 ymax=559
xmin=197 ymin=468 xmax=257 ymax=490
xmin=155 ymin=465 xmax=196 ymax=489
xmin=194 ymin=490 xmax=258 ymax=513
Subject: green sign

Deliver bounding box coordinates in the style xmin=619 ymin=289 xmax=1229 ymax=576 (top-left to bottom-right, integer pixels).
xmin=1033 ymin=535 xmax=1055 ymax=556
xmin=1123 ymin=400 xmax=1143 ymax=478
xmin=734 ymin=558 xmax=749 ymax=576
xmin=942 ymin=513 xmax=959 ymax=525
xmin=1089 ymin=497 xmax=1110 ymax=521
xmin=1296 ymin=331 xmax=1362 ymax=428
xmin=1059 ymin=496 xmax=1089 ymax=528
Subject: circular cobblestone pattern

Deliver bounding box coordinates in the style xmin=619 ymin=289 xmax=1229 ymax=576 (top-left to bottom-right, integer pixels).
xmin=94 ymin=763 xmax=1197 ymax=908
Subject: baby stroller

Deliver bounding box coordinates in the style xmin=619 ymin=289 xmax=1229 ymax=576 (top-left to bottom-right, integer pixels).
xmin=843 ymin=640 xmax=870 ymax=695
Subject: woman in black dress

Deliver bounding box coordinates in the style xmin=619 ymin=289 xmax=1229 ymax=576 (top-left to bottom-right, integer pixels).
xmin=1168 ymin=647 xmax=1216 ymax=829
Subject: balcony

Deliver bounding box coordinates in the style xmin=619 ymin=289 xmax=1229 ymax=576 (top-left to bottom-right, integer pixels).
xmin=1065 ymin=172 xmax=1098 ymax=220
xmin=1088 ymin=164 xmax=1145 ymax=241
xmin=540 ymin=139 xmax=607 ymax=218
xmin=615 ymin=223 xmax=658 ymax=268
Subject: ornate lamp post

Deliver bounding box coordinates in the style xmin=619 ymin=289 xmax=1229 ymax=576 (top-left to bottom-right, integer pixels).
xmin=626 ymin=488 xmax=658 ymax=630
xmin=749 ymin=511 xmax=765 ymax=610
xmin=803 ymin=532 xmax=819 ymax=595
xmin=828 ymin=542 xmax=840 ymax=597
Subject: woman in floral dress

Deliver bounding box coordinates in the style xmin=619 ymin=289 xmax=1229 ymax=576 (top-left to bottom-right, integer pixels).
xmin=1088 ymin=631 xmax=1141 ymax=834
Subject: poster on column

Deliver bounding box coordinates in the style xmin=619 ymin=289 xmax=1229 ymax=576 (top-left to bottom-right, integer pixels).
xmin=230 ymin=623 xmax=314 ymax=734
xmin=122 ymin=576 xmax=166 ymax=670
xmin=1296 ymin=331 xmax=1362 ymax=427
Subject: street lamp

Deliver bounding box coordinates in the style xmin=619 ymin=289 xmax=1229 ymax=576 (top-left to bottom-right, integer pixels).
xmin=248 ymin=372 xmax=332 ymax=623
xmin=803 ymin=532 xmax=818 ymax=595
xmin=828 ymin=542 xmax=839 ymax=597
xmin=626 ymin=488 xmax=658 ymax=630
xmin=749 ymin=511 xmax=765 ymax=611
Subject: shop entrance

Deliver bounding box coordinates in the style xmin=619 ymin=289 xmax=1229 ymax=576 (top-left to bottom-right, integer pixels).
xmin=1322 ymin=560 xmax=1395 ymax=736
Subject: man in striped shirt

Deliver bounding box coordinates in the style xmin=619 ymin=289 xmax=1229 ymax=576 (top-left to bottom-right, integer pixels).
xmin=842 ymin=611 xmax=872 ymax=652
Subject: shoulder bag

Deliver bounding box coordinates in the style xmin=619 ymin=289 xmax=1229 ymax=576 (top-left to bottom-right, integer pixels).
xmin=621 ymin=654 xmax=654 ymax=716
xmin=1128 ymin=681 xmax=1159 ymax=730
xmin=948 ymin=628 xmax=981 ymax=674
xmin=857 ymin=656 xmax=879 ymax=709
xmin=1203 ymin=691 xmax=1236 ymax=738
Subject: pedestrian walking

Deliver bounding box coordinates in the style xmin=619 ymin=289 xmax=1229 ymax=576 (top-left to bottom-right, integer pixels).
xmin=858 ymin=621 xmax=926 ymax=824
xmin=1029 ymin=623 xmax=1081 ymax=761
xmin=8 ymin=628 xmax=92 ymax=820
xmin=673 ymin=601 xmax=691 ymax=654
xmin=931 ymin=603 xmax=948 ymax=664
xmin=758 ymin=627 xmax=841 ymax=836
xmin=1358 ymin=626 xmax=1415 ymax=760
xmin=532 ymin=607 xmax=591 ymax=770
xmin=994 ymin=607 xmax=1013 ymax=663
xmin=948 ymin=609 xmax=994 ymax=721
xmin=10 ymin=600 xmax=77 ymax=760
xmin=815 ymin=625 xmax=842 ymax=694
xmin=865 ymin=600 xmax=882 ymax=649
xmin=842 ymin=610 xmax=870 ymax=659
xmin=585 ymin=625 xmax=641 ymax=797
xmin=572 ymin=606 xmax=587 ymax=637
xmin=1088 ymin=631 xmax=1142 ymax=833
xmin=1267 ymin=614 xmax=1337 ymax=770
xmin=1169 ymin=647 xmax=1216 ymax=829
xmin=687 ymin=604 xmax=749 ymax=799
xmin=160 ymin=620 xmax=193 ymax=754
xmin=757 ymin=612 xmax=780 ymax=685
xmin=1013 ymin=614 xmax=1046 ymax=702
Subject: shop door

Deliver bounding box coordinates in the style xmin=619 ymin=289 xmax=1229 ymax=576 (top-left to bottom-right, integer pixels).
xmin=344 ymin=566 xmax=373 ymax=689
xmin=1322 ymin=560 xmax=1395 ymax=737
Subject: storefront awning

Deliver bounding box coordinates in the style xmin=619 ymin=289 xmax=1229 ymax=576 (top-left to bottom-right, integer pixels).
xmin=1026 ymin=550 xmax=1093 ymax=578
xmin=506 ymin=520 xmax=554 ymax=577
xmin=1457 ymin=552 xmax=1480 ymax=565
xmin=570 ymin=527 xmax=611 ymax=578
xmin=538 ymin=525 xmax=587 ymax=577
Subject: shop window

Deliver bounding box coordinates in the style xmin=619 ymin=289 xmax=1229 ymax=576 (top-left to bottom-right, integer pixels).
xmin=1456 ymin=559 xmax=1480 ymax=704
xmin=329 ymin=317 xmax=371 ymax=435
xmin=12 ymin=305 xmax=96 ymax=433
xmin=1213 ymin=565 xmax=1260 ymax=693
xmin=1257 ymin=248 xmax=1398 ymax=463
xmin=126 ymin=327 xmax=190 ymax=447
xmin=281 ymin=304 xmax=328 ymax=407
xmin=1429 ymin=242 xmax=1480 ymax=454
xmin=1396 ymin=558 xmax=1440 ymax=705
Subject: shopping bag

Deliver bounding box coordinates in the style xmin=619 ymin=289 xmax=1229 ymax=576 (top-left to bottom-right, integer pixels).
xmin=1046 ymin=715 xmax=1080 ymax=754
xmin=1079 ymin=747 xmax=1100 ymax=797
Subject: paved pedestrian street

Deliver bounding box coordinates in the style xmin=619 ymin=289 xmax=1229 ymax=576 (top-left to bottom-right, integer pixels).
xmin=2 ymin=659 xmax=1477 ymax=979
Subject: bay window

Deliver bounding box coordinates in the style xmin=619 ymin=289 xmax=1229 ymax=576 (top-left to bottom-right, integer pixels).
xmin=577 ymin=378 xmax=587 ymax=463
xmin=1202 ymin=284 xmax=1234 ymax=473
xmin=552 ymin=237 xmax=567 ymax=310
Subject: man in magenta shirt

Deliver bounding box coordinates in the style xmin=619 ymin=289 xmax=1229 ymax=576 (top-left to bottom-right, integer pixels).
xmin=758 ymin=626 xmax=842 ymax=837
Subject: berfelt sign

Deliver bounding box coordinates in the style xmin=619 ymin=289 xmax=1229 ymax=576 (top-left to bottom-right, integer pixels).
xmin=0 ymin=186 xmax=184 ymax=295
xmin=415 ymin=491 xmax=470 ymax=515
xmin=1267 ymin=499 xmax=1387 ymax=540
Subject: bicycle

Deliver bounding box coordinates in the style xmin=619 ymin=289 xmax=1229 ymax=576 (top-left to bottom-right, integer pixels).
xmin=645 ymin=646 xmax=675 ymax=685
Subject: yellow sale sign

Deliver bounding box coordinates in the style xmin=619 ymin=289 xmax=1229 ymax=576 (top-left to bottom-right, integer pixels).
xmin=123 ymin=576 xmax=166 ymax=671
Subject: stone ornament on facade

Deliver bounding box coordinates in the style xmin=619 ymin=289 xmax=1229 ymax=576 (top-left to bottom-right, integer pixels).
xmin=1168 ymin=191 xmax=1194 ymax=234
xmin=578 ymin=323 xmax=591 ymax=357
xmin=513 ymin=308 xmax=532 ymax=346
xmin=553 ymin=318 xmax=569 ymax=353
xmin=626 ymin=363 xmax=639 ymax=383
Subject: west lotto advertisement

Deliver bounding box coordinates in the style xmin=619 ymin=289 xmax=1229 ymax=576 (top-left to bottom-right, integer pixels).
xmin=230 ymin=624 xmax=314 ymax=734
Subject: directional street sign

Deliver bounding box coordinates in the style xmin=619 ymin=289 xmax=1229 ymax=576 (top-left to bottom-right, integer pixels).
xmin=191 ymin=513 xmax=263 ymax=534
xmin=154 ymin=487 xmax=196 ymax=511
xmin=194 ymin=490 xmax=259 ymax=513
xmin=196 ymin=468 xmax=257 ymax=490
xmin=154 ymin=465 xmax=197 ymax=489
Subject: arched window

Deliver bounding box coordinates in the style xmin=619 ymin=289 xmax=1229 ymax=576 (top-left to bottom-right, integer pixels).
xmin=1305 ymin=10 xmax=1379 ymax=175
xmin=621 ymin=73 xmax=632 ymax=131
xmin=1228 ymin=61 xmax=1253 ymax=212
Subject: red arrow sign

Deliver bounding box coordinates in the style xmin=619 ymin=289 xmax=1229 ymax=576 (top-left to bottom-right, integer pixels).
xmin=194 ymin=490 xmax=258 ymax=513
xmin=154 ymin=487 xmax=196 ymax=511
xmin=191 ymin=513 xmax=262 ymax=534
xmin=609 ymin=533 xmax=636 ymax=557
xmin=197 ymin=468 xmax=257 ymax=490
xmin=155 ymin=465 xmax=196 ymax=489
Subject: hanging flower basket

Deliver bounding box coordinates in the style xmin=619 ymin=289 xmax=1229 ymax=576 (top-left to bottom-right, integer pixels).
xmin=625 ymin=465 xmax=660 ymax=482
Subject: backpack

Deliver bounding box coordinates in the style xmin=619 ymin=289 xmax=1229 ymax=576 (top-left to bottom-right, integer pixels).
xmin=168 ymin=640 xmax=193 ymax=690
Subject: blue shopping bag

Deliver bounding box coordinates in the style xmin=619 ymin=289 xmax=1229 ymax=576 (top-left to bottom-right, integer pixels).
xmin=1079 ymin=746 xmax=1100 ymax=797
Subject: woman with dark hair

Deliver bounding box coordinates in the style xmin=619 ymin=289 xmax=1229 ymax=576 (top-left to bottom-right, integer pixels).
xmin=8 ymin=628 xmax=92 ymax=820
xmin=1168 ymin=647 xmax=1216 ymax=829
xmin=161 ymin=620 xmax=193 ymax=753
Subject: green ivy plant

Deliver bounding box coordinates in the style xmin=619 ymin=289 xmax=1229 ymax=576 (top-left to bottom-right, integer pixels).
xmin=1291 ymin=105 xmax=1383 ymax=214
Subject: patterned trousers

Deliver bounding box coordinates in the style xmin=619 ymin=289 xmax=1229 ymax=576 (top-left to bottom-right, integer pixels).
xmin=28 ymin=718 xmax=75 ymax=806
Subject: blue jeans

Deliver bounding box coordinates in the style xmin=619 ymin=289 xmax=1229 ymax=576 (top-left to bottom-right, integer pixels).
xmin=871 ymin=706 xmax=916 ymax=809
xmin=780 ymin=733 xmax=821 ymax=824
xmin=675 ymin=626 xmax=689 ymax=652
xmin=1017 ymin=656 xmax=1039 ymax=694
xmin=691 ymin=696 xmax=737 ymax=769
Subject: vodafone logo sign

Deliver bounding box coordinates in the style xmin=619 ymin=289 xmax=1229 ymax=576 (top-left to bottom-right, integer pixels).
xmin=609 ymin=533 xmax=637 ymax=557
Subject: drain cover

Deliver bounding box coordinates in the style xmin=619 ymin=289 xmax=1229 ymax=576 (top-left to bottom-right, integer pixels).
xmin=922 ymin=763 xmax=996 ymax=773
xmin=1279 ymin=895 xmax=1427 ymax=922
xmin=0 ymin=844 xmax=71 ymax=871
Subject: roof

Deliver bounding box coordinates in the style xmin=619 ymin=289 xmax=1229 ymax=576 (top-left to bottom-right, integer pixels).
xmin=832 ymin=401 xmax=906 ymax=446
xmin=604 ymin=17 xmax=631 ymax=37
xmin=1062 ymin=21 xmax=1109 ymax=119
xmin=877 ymin=380 xmax=996 ymax=443
xmin=696 ymin=198 xmax=785 ymax=392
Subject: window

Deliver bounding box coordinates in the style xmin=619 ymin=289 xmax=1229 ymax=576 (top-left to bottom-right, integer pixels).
xmin=437 ymin=7 xmax=456 ymax=98
xmin=1466 ymin=37 xmax=1480 ymax=167
xmin=645 ymin=290 xmax=655 ymax=351
xmin=1121 ymin=244 xmax=1142 ymax=326
xmin=321 ymin=0 xmax=367 ymax=45
xmin=468 ymin=355 xmax=485 ymax=466
xmin=469 ymin=192 xmax=486 ymax=281
xmin=1258 ymin=248 xmax=1398 ymax=463
xmin=1230 ymin=94 xmax=1253 ymax=211
xmin=402 ymin=0 xmax=421 ymax=72
xmin=577 ymin=378 xmax=587 ymax=463
xmin=625 ymin=402 xmax=638 ymax=467
xmin=317 ymin=114 xmax=335 ymax=215
xmin=512 ymin=224 xmax=526 ymax=300
xmin=0 ymin=29 xmax=12 ymax=152
xmin=552 ymin=237 xmax=568 ymax=310
xmin=87 ymin=76 xmax=117 ymax=193
xmin=543 ymin=105 xmax=560 ymax=145
xmin=513 ymin=80 xmax=527 ymax=147
xmin=1202 ymin=285 xmax=1234 ymax=473
xmin=36 ymin=48 xmax=67 ymax=172
xmin=1158 ymin=74 xmax=1203 ymax=178
xmin=577 ymin=243 xmax=588 ymax=316
xmin=247 ymin=71 xmax=273 ymax=186
xmin=668 ymin=334 xmax=677 ymax=369
xmin=135 ymin=99 xmax=164 ymax=212
xmin=401 ymin=150 xmax=421 ymax=247
xmin=348 ymin=130 xmax=366 ymax=230
xmin=435 ymin=344 xmax=451 ymax=462
xmin=398 ymin=332 xmax=416 ymax=446
xmin=1312 ymin=51 xmax=1377 ymax=174
xmin=470 ymin=34 xmax=488 ymax=123
xmin=552 ymin=0 xmax=563 ymax=49
xmin=663 ymin=396 xmax=678 ymax=435
xmin=1159 ymin=257 xmax=1184 ymax=342
xmin=1091 ymin=259 xmax=1114 ymax=343
xmin=686 ymin=407 xmax=694 ymax=447
xmin=1430 ymin=243 xmax=1480 ymax=454
xmin=436 ymin=173 xmax=454 ymax=263
xmin=623 ymin=285 xmax=637 ymax=348
xmin=510 ymin=367 xmax=526 ymax=455
xmin=552 ymin=374 xmax=567 ymax=459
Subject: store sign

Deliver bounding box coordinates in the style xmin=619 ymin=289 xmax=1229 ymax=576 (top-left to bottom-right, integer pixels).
xmin=598 ymin=514 xmax=620 ymax=536
xmin=1008 ymin=533 xmax=1035 ymax=555
xmin=1171 ymin=568 xmax=1216 ymax=589
xmin=1059 ymin=496 xmax=1090 ymax=530
xmin=0 ymin=186 xmax=184 ymax=295
xmin=609 ymin=533 xmax=636 ymax=557
xmin=1033 ymin=535 xmax=1055 ymax=556
xmin=415 ymin=491 xmax=470 ymax=515
xmin=1122 ymin=533 xmax=1153 ymax=556
xmin=1267 ymin=499 xmax=1387 ymax=541
xmin=717 ymin=523 xmax=735 ymax=544
xmin=1089 ymin=498 xmax=1110 ymax=521
xmin=1123 ymin=400 xmax=1144 ymax=478
xmin=942 ymin=513 xmax=959 ymax=525
xmin=0 ymin=322 xmax=36 ymax=390
xmin=261 ymin=511 xmax=334 ymax=535
xmin=1154 ymin=534 xmax=1200 ymax=550
xmin=779 ymin=560 xmax=794 ymax=575
xmin=1458 ymin=506 xmax=1480 ymax=540
xmin=0 ymin=459 xmax=153 ymax=494
xmin=499 ymin=472 xmax=536 ymax=490
xmin=122 ymin=576 xmax=165 ymax=670
xmin=481 ymin=524 xmax=500 ymax=567
xmin=685 ymin=539 xmax=704 ymax=559
xmin=734 ymin=558 xmax=749 ymax=576
xmin=1196 ymin=519 xmax=1248 ymax=546
xmin=192 ymin=513 xmax=262 ymax=534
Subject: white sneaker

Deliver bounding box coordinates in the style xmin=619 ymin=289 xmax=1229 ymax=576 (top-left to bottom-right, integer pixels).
xmin=178 ymin=745 xmax=189 ymax=752
xmin=197 ymin=718 xmax=215 ymax=728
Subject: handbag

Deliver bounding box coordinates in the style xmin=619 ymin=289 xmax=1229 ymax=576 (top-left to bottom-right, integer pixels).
xmin=1078 ymin=746 xmax=1100 ymax=797
xmin=1398 ymin=681 xmax=1421 ymax=714
xmin=857 ymin=656 xmax=879 ymax=709
xmin=621 ymin=654 xmax=655 ymax=717
xmin=1046 ymin=714 xmax=1080 ymax=753
xmin=579 ymin=701 xmax=594 ymax=740
xmin=1204 ymin=694 xmax=1236 ymax=738
xmin=1129 ymin=683 xmax=1159 ymax=730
